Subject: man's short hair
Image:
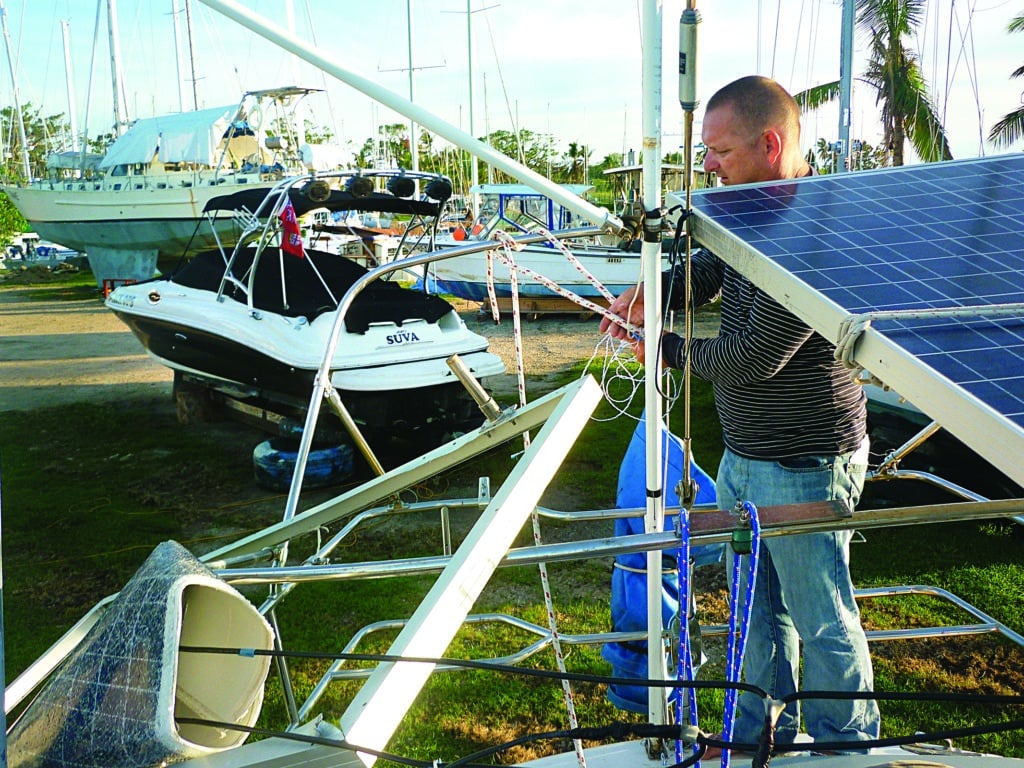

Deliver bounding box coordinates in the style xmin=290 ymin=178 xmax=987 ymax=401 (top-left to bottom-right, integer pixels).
xmin=706 ymin=75 xmax=801 ymax=141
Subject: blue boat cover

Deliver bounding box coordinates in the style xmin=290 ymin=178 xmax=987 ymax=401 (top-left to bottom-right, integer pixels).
xmin=602 ymin=412 xmax=723 ymax=712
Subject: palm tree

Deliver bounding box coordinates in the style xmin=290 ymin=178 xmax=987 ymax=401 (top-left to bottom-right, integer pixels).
xmin=561 ymin=141 xmax=590 ymax=184
xmin=987 ymin=13 xmax=1024 ymax=148
xmin=795 ymin=0 xmax=952 ymax=166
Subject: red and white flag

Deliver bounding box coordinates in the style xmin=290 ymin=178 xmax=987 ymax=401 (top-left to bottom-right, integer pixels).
xmin=279 ymin=200 xmax=305 ymax=258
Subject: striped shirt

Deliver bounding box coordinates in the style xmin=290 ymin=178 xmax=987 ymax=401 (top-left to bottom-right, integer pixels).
xmin=660 ymin=250 xmax=866 ymax=460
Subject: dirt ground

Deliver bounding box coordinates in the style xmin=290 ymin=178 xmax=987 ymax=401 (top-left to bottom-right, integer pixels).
xmin=0 ymin=280 xmax=719 ymax=412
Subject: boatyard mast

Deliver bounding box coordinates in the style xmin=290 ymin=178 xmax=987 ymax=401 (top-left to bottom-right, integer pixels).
xmin=106 ymin=0 xmax=130 ymax=133
xmin=0 ymin=0 xmax=32 ymax=179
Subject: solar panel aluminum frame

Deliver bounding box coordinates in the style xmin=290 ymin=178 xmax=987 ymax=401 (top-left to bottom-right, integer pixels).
xmin=672 ymin=168 xmax=1024 ymax=492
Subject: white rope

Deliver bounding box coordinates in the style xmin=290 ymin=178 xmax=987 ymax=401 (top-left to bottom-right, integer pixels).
xmin=488 ymin=231 xmax=643 ymax=339
xmin=835 ymin=302 xmax=1024 ymax=388
xmin=488 ymin=234 xmax=588 ymax=768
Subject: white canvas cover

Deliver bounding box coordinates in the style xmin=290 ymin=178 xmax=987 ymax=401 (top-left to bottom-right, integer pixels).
xmin=45 ymin=150 xmax=104 ymax=171
xmin=99 ymin=104 xmax=238 ymax=169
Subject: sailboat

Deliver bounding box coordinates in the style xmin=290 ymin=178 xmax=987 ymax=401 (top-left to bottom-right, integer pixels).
xmin=3 ymin=86 xmax=343 ymax=288
xmin=3 ymin=2 xmax=1024 ymax=768
xmin=0 ymin=1 xmax=348 ymax=288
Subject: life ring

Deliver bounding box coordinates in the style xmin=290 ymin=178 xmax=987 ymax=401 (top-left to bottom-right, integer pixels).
xmin=252 ymin=437 xmax=354 ymax=491
xmin=247 ymin=104 xmax=264 ymax=132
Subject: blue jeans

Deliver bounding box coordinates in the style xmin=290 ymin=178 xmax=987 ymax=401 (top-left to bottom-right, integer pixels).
xmin=716 ymin=442 xmax=879 ymax=748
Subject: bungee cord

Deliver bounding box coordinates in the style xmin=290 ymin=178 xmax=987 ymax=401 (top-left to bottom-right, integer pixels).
xmin=721 ymin=501 xmax=762 ymax=768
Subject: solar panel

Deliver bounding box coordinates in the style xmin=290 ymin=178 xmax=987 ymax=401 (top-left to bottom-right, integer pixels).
xmin=668 ymin=153 xmax=1024 ymax=490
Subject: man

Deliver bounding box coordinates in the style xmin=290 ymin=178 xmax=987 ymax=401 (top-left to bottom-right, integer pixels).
xmin=599 ymin=75 xmax=879 ymax=751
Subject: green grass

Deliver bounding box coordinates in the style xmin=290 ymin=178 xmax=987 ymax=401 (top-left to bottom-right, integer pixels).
xmin=2 ymin=274 xmax=1023 ymax=763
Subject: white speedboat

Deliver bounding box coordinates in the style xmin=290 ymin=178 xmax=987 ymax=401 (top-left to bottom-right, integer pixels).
xmin=104 ymin=169 xmax=505 ymax=442
xmin=3 ymin=87 xmax=348 ymax=287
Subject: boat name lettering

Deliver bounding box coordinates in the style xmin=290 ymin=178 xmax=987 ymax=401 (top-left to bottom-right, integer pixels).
xmin=106 ymin=294 xmax=134 ymax=309
xmin=386 ymin=330 xmax=422 ymax=345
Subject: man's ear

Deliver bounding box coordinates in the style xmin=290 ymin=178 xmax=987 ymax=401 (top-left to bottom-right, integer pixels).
xmin=763 ymin=129 xmax=783 ymax=165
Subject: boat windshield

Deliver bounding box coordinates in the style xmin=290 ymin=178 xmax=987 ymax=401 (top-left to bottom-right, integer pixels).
xmin=471 ymin=193 xmax=579 ymax=241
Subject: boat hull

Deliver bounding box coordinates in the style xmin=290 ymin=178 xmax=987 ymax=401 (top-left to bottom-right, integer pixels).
xmin=106 ymin=279 xmax=505 ymax=438
xmin=3 ymin=180 xmax=262 ymax=257
xmin=428 ymin=244 xmax=668 ymax=301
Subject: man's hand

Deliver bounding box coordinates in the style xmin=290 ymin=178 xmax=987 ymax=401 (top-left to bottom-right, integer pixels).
xmin=599 ymin=284 xmax=645 ymax=341
xmin=632 ymin=332 xmax=667 ymax=368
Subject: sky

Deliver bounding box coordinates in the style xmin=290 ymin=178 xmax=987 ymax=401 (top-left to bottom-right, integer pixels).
xmin=3 ymin=0 xmax=1022 ymax=166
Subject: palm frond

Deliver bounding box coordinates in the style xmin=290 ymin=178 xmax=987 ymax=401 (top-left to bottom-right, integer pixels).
xmin=794 ymin=82 xmax=840 ymax=111
xmin=856 ymin=0 xmax=927 ymax=39
xmin=988 ymin=106 xmax=1024 ymax=148
xmin=904 ymin=92 xmax=953 ymax=161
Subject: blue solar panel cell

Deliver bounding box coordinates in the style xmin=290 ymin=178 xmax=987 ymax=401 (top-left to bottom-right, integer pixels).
xmin=681 ymin=153 xmax=1024 ymax=487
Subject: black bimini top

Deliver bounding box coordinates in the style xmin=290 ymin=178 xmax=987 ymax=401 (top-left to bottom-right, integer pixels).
xmin=203 ymin=187 xmax=442 ymax=219
xmin=172 ymin=247 xmax=453 ymax=332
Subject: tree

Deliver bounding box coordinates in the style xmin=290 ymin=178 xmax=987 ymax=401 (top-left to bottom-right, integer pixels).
xmin=794 ymin=0 xmax=951 ymax=166
xmin=1 ymin=103 xmax=71 ymax=181
xmin=0 ymin=192 xmax=28 ymax=244
xmin=483 ymin=128 xmax=557 ymax=182
xmin=810 ymin=137 xmax=889 ymax=173
xmin=267 ymin=116 xmax=335 ymax=145
xmin=987 ymin=13 xmax=1024 ymax=148
xmin=560 ymin=141 xmax=591 ymax=183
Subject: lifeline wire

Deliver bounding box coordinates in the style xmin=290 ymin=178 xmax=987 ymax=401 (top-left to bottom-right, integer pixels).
xmin=479 ymin=225 xmax=666 ymax=422
xmin=586 ymin=337 xmax=683 ymax=423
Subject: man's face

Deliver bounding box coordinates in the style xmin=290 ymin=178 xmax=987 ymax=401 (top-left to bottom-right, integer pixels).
xmin=701 ymin=105 xmax=773 ymax=186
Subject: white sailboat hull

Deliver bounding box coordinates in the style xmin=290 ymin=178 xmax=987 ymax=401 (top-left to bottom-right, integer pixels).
xmin=3 ymin=175 xmax=273 ymax=256
xmin=429 ymin=243 xmax=665 ymax=301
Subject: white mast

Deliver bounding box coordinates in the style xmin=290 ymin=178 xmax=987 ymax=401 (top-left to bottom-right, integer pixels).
xmin=837 ymin=0 xmax=854 ymax=172
xmin=0 ymin=0 xmax=31 ymax=179
xmin=183 ymin=0 xmax=199 ymax=110
xmin=466 ymin=0 xmax=479 ymax=214
xmin=171 ymin=0 xmax=187 ymax=112
xmin=61 ymin=21 xmax=80 ymax=153
xmin=406 ymin=0 xmax=418 ymax=175
xmin=285 ymin=0 xmax=306 ymax=145
xmin=640 ymin=0 xmax=667 ymax=727
xmin=106 ymin=0 xmax=130 ymax=134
